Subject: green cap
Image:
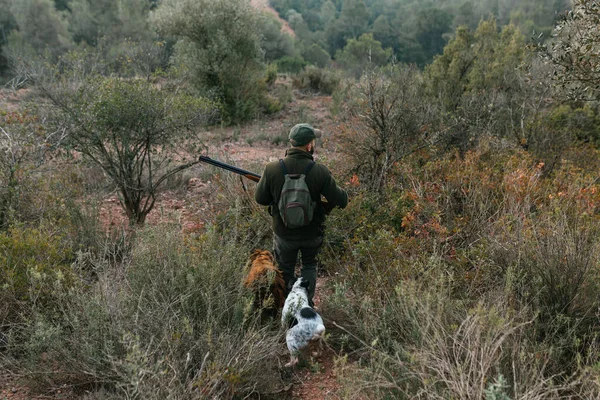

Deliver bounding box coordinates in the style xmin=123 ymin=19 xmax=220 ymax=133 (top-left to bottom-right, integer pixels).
xmin=289 ymin=123 xmax=322 ymax=146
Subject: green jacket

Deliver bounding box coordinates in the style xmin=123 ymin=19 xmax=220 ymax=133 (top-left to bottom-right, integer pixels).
xmin=255 ymin=148 xmax=348 ymax=240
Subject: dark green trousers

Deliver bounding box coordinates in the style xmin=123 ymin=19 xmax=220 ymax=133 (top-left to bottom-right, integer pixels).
xmin=273 ymin=234 xmax=323 ymax=304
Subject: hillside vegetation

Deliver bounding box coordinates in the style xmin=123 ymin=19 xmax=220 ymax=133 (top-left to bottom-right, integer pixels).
xmin=2 ymin=0 xmax=600 ymax=399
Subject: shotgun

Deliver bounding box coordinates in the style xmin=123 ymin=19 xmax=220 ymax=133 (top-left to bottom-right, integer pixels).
xmin=198 ymin=155 xmax=335 ymax=213
xmin=198 ymin=155 xmax=261 ymax=182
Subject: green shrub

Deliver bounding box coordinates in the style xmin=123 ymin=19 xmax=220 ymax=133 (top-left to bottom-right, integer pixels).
xmin=302 ymin=43 xmax=330 ymax=68
xmin=152 ymin=0 xmax=265 ymax=124
xmin=292 ymin=65 xmax=340 ymax=95
xmin=275 ymin=55 xmax=307 ymax=74
xmin=264 ymin=63 xmax=278 ymax=86
xmin=4 ymin=216 xmax=284 ymax=398
xmin=0 ymin=225 xmax=73 ymax=325
xmin=262 ymin=95 xmax=283 ymax=115
xmin=111 ymin=222 xmax=281 ymax=398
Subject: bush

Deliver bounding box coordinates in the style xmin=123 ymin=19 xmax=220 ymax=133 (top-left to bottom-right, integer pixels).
xmin=152 ymin=0 xmax=266 ymax=124
xmin=292 ymin=65 xmax=340 ymax=95
xmin=2 ymin=195 xmax=283 ymax=398
xmin=327 ymin=281 xmax=567 ymax=399
xmin=111 ymin=224 xmax=281 ymax=398
xmin=264 ymin=63 xmax=278 ymax=86
xmin=337 ymin=66 xmax=440 ymax=193
xmin=488 ymin=202 xmax=600 ymax=377
xmin=302 ymin=43 xmax=331 ymax=68
xmin=276 ymin=55 xmax=307 ymax=74
xmin=321 ymin=139 xmax=600 ymax=397
xmin=0 ymin=224 xmax=74 ymax=325
xmin=42 ymin=69 xmax=217 ymax=226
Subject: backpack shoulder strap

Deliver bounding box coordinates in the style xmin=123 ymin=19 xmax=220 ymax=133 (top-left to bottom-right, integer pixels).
xmin=279 ymin=159 xmax=288 ymax=175
xmin=303 ymin=161 xmax=316 ymax=175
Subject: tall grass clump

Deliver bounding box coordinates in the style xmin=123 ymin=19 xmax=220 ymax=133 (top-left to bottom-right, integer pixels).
xmin=1 ymin=192 xmax=283 ymax=398
xmin=328 ymin=279 xmax=566 ymax=399
xmin=109 ymin=223 xmax=281 ymax=399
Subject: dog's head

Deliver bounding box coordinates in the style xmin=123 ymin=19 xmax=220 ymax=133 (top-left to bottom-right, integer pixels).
xmin=289 ymin=277 xmax=310 ymax=293
xmin=248 ymin=249 xmax=275 ymax=265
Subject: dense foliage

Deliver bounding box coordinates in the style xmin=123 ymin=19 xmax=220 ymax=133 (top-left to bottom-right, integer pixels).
xmin=0 ymin=0 xmax=573 ymax=82
xmin=3 ymin=1 xmax=600 ymax=399
xmin=542 ymin=0 xmax=600 ymax=102
xmin=151 ymin=0 xmax=266 ymax=123
xmin=270 ymin=0 xmax=571 ymax=66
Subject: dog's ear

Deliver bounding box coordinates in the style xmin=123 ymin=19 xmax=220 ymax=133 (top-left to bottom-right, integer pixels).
xmin=249 ymin=249 xmax=260 ymax=261
xmin=287 ymin=277 xmax=297 ymax=292
xmin=300 ymin=278 xmax=310 ymax=290
xmin=266 ymin=250 xmax=276 ymax=263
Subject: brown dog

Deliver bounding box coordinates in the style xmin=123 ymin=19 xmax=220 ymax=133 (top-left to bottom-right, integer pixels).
xmin=243 ymin=250 xmax=285 ymax=317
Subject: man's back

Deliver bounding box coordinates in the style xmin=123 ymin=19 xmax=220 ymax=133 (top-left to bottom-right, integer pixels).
xmin=255 ymin=148 xmax=348 ymax=240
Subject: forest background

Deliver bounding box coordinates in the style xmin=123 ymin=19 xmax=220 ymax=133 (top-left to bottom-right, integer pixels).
xmin=3 ymin=0 xmax=600 ymax=398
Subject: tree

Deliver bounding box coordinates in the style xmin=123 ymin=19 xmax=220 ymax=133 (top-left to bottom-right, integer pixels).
xmin=340 ymin=66 xmax=440 ymax=193
xmin=320 ymin=0 xmax=337 ymax=26
xmin=0 ymin=0 xmax=17 ymax=77
xmin=260 ymin=13 xmax=296 ymax=62
xmin=53 ymin=0 xmax=70 ymax=10
xmin=339 ymin=0 xmax=369 ymax=40
xmin=335 ymin=33 xmax=392 ymax=77
xmin=68 ymin=0 xmax=151 ymax=46
xmin=424 ymin=25 xmax=475 ymax=111
xmin=412 ymin=7 xmax=454 ymax=66
xmin=325 ymin=18 xmax=347 ymax=55
xmin=33 ymin=55 xmax=218 ymax=226
xmin=425 ymin=19 xmax=535 ymax=153
xmin=6 ymin=0 xmax=73 ymax=60
xmin=372 ymin=15 xmax=396 ymax=50
xmin=426 ymin=20 xmax=526 ymax=111
xmin=287 ymin=10 xmax=312 ymax=43
xmin=302 ymin=43 xmax=331 ymax=67
xmin=152 ymin=0 xmax=265 ymax=123
xmin=542 ymin=0 xmax=600 ymax=102
xmin=67 ymin=0 xmax=155 ymax=72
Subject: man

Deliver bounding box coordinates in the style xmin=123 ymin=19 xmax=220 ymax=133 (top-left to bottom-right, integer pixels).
xmin=255 ymin=123 xmax=348 ymax=306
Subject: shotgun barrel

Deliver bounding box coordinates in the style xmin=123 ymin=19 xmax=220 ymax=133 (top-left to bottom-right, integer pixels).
xmin=198 ymin=155 xmax=261 ymax=182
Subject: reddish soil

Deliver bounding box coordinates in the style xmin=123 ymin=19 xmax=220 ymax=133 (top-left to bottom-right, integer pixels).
xmin=0 ymin=378 xmax=75 ymax=400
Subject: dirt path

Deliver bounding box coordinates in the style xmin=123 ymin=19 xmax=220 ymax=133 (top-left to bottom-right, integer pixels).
xmin=287 ymin=278 xmax=344 ymax=399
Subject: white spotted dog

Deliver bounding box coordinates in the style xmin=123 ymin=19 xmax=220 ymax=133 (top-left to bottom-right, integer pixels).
xmin=281 ymin=277 xmax=326 ymax=368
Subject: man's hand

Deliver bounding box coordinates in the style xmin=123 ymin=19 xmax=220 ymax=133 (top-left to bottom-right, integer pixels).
xmin=321 ymin=200 xmax=335 ymax=214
